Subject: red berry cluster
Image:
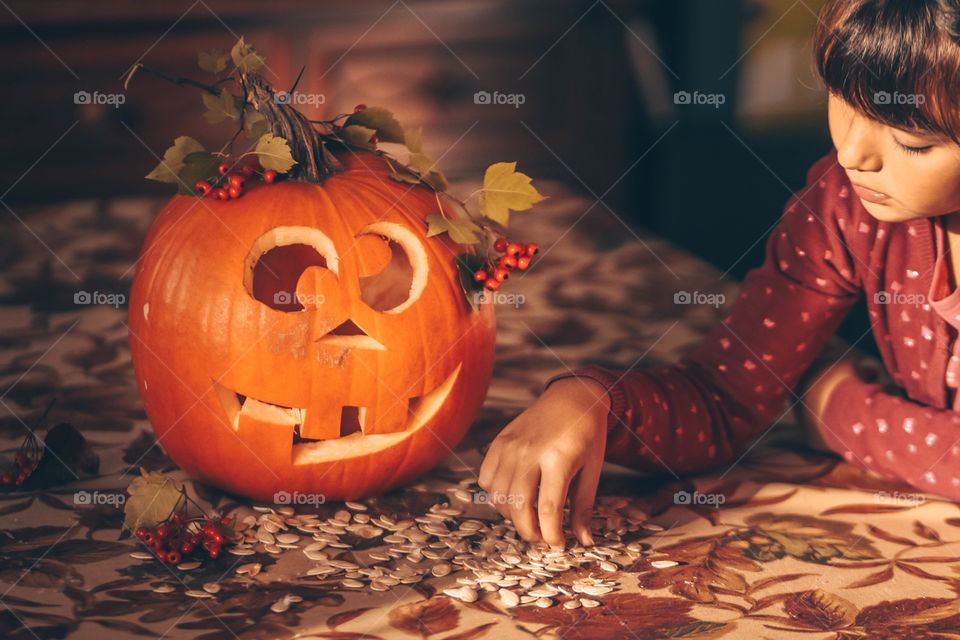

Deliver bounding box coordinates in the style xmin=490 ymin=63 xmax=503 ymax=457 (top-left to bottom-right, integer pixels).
xmin=473 ymin=238 xmax=539 ymax=293
xmin=1 ymin=450 xmax=38 ymax=487
xmin=194 ymin=160 xmax=280 ymax=201
xmin=135 ymin=510 xmax=231 ymax=564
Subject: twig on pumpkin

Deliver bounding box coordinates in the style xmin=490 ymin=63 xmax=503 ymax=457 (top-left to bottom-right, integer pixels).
xmin=123 ymin=63 xmax=229 ymax=95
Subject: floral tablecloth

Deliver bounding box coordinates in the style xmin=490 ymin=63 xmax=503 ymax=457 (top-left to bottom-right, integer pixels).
xmin=3 ymin=183 xmax=960 ymax=640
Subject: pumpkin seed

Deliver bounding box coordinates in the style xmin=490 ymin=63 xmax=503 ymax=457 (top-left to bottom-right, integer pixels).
xmin=345 ymin=501 xmax=367 ymax=511
xmin=581 ymin=598 xmax=601 ymax=608
xmin=564 ymin=598 xmax=582 ymax=609
xmin=499 ymin=588 xmax=520 ymax=607
xmin=431 ymin=563 xmax=451 ymax=577
xmin=177 ymin=561 xmax=203 ymax=570
xmin=341 ymin=579 xmax=364 ymax=588
xmin=202 ymin=583 xmax=221 ymax=594
xmin=153 ymin=584 xmax=175 ymax=593
xmin=650 ymin=560 xmax=678 ymax=569
xmin=185 ymin=590 xmax=212 ymax=598
xmin=130 ymin=552 xmax=153 ymax=560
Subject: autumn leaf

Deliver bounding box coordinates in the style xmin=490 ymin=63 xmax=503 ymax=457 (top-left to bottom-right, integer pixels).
xmin=478 ymin=161 xmax=545 ymax=225
xmin=404 ymin=128 xmax=448 ymax=190
xmin=123 ymin=468 xmax=186 ymax=532
xmin=202 ymin=88 xmax=241 ymax=124
xmin=177 ymin=151 xmax=220 ymax=195
xmin=231 ymin=36 xmax=265 ymax=73
xmin=145 ymin=136 xmax=205 ymax=183
xmin=198 ymin=49 xmax=229 ymax=74
xmin=243 ymin=105 xmax=270 ymax=140
xmin=255 ymin=133 xmax=297 ymax=173
xmin=426 ymin=214 xmax=481 ymax=245
xmin=344 ymin=106 xmax=404 ymax=143
xmin=339 ymin=124 xmax=377 ymax=149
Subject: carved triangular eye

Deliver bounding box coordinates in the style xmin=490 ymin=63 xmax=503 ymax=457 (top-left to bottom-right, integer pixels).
xmin=357 ymin=222 xmax=427 ymax=314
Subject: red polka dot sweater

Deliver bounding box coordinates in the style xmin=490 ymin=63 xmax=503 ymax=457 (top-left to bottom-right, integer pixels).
xmin=546 ymin=150 xmax=960 ymax=500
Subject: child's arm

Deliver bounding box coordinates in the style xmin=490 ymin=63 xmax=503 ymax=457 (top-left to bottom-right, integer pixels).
xmin=813 ymin=371 xmax=960 ymax=497
xmin=544 ymin=151 xmax=862 ymax=476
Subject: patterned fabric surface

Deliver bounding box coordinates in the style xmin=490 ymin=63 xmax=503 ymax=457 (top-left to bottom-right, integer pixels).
xmin=3 ymin=184 xmax=960 ymax=640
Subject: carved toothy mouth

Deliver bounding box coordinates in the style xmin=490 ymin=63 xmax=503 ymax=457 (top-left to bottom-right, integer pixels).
xmin=211 ymin=364 xmax=460 ymax=464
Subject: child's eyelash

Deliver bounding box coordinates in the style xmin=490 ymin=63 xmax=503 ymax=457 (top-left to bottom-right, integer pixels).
xmin=896 ymin=140 xmax=932 ymax=155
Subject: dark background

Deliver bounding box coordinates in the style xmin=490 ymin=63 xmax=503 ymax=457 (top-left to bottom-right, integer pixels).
xmin=0 ymin=0 xmax=873 ymax=354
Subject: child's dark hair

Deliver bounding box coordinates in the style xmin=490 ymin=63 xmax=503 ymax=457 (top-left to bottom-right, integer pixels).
xmin=814 ymin=0 xmax=960 ymax=144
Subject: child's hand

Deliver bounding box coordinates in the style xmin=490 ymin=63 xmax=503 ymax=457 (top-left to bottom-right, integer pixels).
xmin=478 ymin=377 xmax=611 ymax=549
xmin=799 ymin=357 xmax=881 ymax=450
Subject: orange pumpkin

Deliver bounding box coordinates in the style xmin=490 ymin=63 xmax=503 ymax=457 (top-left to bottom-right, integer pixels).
xmin=128 ymin=152 xmax=496 ymax=501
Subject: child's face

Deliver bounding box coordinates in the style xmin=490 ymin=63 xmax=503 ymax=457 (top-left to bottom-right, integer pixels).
xmin=828 ymin=94 xmax=960 ymax=223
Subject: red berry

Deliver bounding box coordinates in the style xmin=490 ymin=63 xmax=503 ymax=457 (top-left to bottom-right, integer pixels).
xmin=473 ymin=269 xmax=488 ymax=283
xmin=368 ymin=133 xmax=378 ymax=145
xmin=149 ymin=538 xmax=162 ymax=551
xmin=517 ymin=255 xmax=531 ymax=269
xmin=143 ymin=532 xmax=155 ymax=545
xmin=156 ymin=525 xmax=169 ymax=540
xmin=1 ymin=474 xmax=13 ymax=484
xmin=499 ymin=255 xmax=517 ymax=270
xmin=227 ymin=174 xmax=245 ymax=188
xmin=505 ymin=243 xmax=523 ymax=258
xmin=218 ymin=163 xmax=230 ymax=176
xmin=15 ymin=472 xmax=26 ymax=485
xmin=220 ymin=516 xmax=231 ymax=525
xmin=156 ymin=550 xmax=168 ymax=563
xmin=494 ymin=268 xmax=510 ymax=283
xmin=263 ymin=170 xmax=277 ymax=184
xmin=493 ymin=237 xmax=508 ymax=253
xmin=241 ymin=164 xmax=255 ymax=177
xmin=166 ymin=550 xmax=181 ymax=565
xmin=136 ymin=526 xmax=149 ymax=540
xmin=228 ymin=185 xmax=242 ymax=199
xmin=181 ymin=541 xmax=195 ymax=555
xmin=195 ymin=180 xmax=212 ymax=196
xmin=354 ymin=104 xmax=367 ymax=112
xmin=525 ymin=242 xmax=539 ymax=257
xmin=484 ymin=278 xmax=500 ymax=291
xmin=207 ymin=544 xmax=221 ymax=559
xmin=213 ymin=188 xmax=230 ymax=201
xmin=15 ymin=452 xmax=26 ymax=468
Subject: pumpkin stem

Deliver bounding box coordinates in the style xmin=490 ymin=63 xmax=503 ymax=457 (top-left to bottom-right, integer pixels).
xmin=247 ymin=74 xmax=344 ymax=182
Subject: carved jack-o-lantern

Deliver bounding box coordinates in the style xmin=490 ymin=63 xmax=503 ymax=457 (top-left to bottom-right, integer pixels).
xmin=129 ymin=152 xmax=496 ymax=501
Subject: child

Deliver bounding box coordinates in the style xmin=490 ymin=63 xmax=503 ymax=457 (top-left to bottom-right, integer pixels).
xmin=479 ymin=0 xmax=960 ymax=549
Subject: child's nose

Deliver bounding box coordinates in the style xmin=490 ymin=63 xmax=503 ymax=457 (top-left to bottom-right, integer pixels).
xmin=836 ymin=118 xmax=883 ymax=173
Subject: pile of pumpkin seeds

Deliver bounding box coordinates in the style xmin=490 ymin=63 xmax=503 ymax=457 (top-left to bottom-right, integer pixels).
xmin=135 ymin=480 xmax=675 ymax=612
xmin=246 ymin=486 xmax=669 ymax=610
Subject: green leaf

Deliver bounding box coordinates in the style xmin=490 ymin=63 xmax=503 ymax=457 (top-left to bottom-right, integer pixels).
xmin=198 ymin=49 xmax=229 ymax=74
xmin=243 ymin=105 xmax=270 ymax=140
xmin=123 ymin=469 xmax=186 ymax=532
xmin=425 ymin=214 xmax=481 ymax=245
xmin=405 ymin=128 xmax=424 ymax=153
xmin=255 ymin=133 xmax=297 ymax=173
xmin=145 ymin=136 xmax=205 ymax=183
xmin=202 ymin=88 xmax=241 ymax=124
xmin=339 ymin=124 xmax=377 ymax=149
xmin=389 ymin=171 xmax=421 ymax=184
xmin=176 ymin=151 xmax=220 ymax=195
xmin=344 ymin=106 xmax=404 ymax=143
xmin=230 ymin=36 xmax=265 ymax=74
xmin=478 ymin=161 xmax=545 ymax=226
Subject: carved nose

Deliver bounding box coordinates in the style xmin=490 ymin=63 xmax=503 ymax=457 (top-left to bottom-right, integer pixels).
xmin=315 ymin=318 xmax=385 ymax=351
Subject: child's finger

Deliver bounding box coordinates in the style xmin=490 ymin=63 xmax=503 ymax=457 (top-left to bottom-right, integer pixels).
xmin=537 ymin=460 xmax=575 ymax=548
xmin=569 ymin=456 xmax=601 ymax=547
xmin=507 ymin=467 xmax=543 ymax=543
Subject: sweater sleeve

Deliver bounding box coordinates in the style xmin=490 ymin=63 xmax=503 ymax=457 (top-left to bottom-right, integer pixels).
xmin=544 ymin=152 xmax=863 ymax=474
xmin=819 ymin=374 xmax=960 ymax=497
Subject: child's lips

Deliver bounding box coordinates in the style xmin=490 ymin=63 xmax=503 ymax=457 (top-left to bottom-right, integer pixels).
xmin=851 ymin=183 xmax=892 ymax=204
